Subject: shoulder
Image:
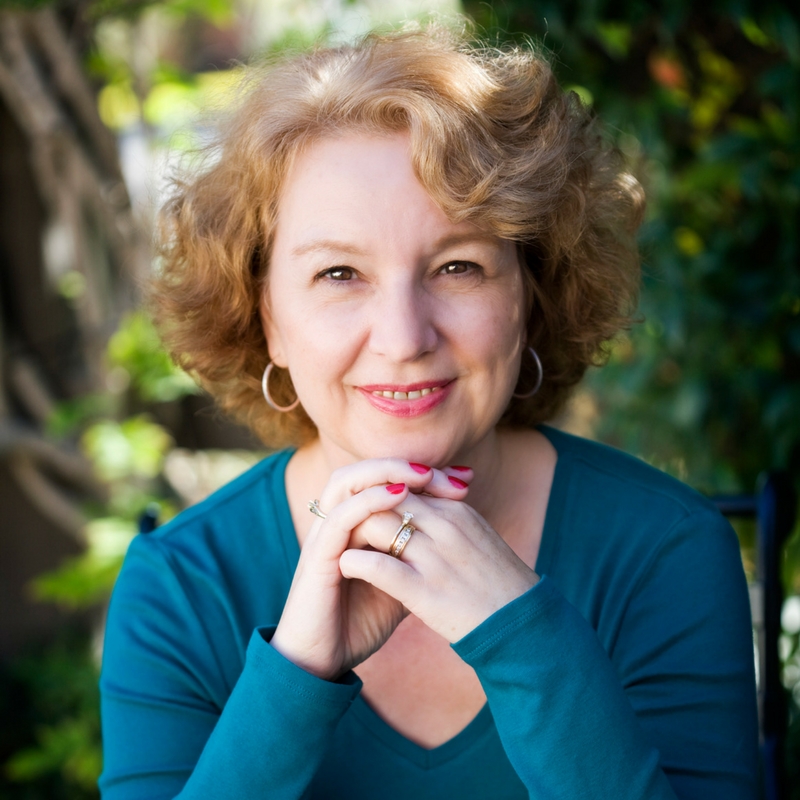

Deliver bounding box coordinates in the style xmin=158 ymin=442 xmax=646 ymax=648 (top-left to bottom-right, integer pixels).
xmin=111 ymin=448 xmax=297 ymax=640
xmin=540 ymin=424 xmax=721 ymax=524
xmin=105 ymin=449 xmax=298 ymax=699
xmin=538 ymin=426 xmax=744 ymax=620
xmin=537 ymin=430 xmax=752 ymax=694
xmin=123 ymin=447 xmax=296 ymax=574
xmin=147 ymin=448 xmax=294 ymax=544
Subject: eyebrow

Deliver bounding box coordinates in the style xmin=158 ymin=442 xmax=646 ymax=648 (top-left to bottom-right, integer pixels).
xmin=290 ymin=239 xmax=366 ymax=258
xmin=290 ymin=231 xmax=501 ymax=258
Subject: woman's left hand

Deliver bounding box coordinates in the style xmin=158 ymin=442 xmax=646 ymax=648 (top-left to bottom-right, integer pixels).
xmin=339 ymin=494 xmax=539 ymax=643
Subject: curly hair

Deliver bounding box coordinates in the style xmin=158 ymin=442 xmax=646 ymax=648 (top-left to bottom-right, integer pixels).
xmin=152 ymin=22 xmax=645 ymax=448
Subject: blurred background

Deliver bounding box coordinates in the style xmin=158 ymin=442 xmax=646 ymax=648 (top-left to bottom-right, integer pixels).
xmin=0 ymin=0 xmax=798 ymax=796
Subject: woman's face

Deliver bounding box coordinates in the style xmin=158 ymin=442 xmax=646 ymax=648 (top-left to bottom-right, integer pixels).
xmin=262 ymin=133 xmax=527 ymax=467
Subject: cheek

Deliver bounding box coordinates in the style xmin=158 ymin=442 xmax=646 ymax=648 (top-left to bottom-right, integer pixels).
xmin=281 ymin=306 xmax=360 ymax=384
xmin=451 ymin=290 xmax=525 ymax=353
xmin=459 ymin=295 xmax=526 ymax=405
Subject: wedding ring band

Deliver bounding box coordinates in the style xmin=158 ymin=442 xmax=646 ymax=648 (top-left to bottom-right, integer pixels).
xmin=307 ymin=499 xmax=327 ymax=520
xmin=389 ymin=511 xmax=415 ymax=558
xmin=390 ymin=525 xmax=415 ymax=558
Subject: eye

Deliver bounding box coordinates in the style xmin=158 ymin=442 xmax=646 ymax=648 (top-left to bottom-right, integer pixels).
xmin=439 ymin=261 xmax=479 ymax=276
xmin=317 ymin=266 xmax=355 ymax=282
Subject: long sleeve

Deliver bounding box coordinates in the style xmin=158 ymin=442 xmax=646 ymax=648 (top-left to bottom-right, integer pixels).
xmin=99 ymin=535 xmax=361 ymax=800
xmin=452 ymin=508 xmax=758 ymax=800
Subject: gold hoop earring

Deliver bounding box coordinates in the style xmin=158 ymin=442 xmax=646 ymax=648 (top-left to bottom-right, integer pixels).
xmin=512 ymin=347 xmax=543 ymax=399
xmin=261 ymin=362 xmax=300 ymax=412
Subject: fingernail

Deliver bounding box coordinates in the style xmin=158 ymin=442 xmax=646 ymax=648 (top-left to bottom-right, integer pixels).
xmin=386 ymin=483 xmax=406 ymax=494
xmin=448 ymin=476 xmax=468 ymax=489
xmin=409 ymin=462 xmax=432 ymax=474
xmin=450 ymin=465 xmax=472 ymax=472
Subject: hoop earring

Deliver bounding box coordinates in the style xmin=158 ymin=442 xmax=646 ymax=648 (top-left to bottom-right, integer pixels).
xmin=512 ymin=347 xmax=543 ymax=399
xmin=261 ymin=362 xmax=300 ymax=412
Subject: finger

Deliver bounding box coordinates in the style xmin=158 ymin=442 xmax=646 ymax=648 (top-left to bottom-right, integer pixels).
xmin=413 ymin=466 xmax=472 ymax=498
xmin=319 ymin=459 xmax=436 ymax=508
xmin=339 ymin=548 xmax=420 ymax=609
xmin=377 ymin=493 xmax=465 ymax=537
xmin=348 ymin=509 xmax=398 ymax=550
xmin=318 ymin=459 xmax=473 ymax=511
xmin=443 ymin=464 xmax=474 ymax=488
xmin=306 ymin=483 xmax=410 ymax=562
xmin=350 ymin=508 xmax=431 ymax=557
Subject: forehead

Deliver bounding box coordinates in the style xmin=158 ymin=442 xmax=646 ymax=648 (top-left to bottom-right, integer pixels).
xmin=277 ymin=132 xmax=425 ymax=217
xmin=272 ymin=132 xmax=499 ymax=256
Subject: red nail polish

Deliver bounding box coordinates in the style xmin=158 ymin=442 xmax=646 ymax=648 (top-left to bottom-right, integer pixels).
xmin=386 ymin=483 xmax=406 ymax=494
xmin=448 ymin=476 xmax=468 ymax=489
xmin=450 ymin=465 xmax=472 ymax=472
xmin=409 ymin=462 xmax=432 ymax=474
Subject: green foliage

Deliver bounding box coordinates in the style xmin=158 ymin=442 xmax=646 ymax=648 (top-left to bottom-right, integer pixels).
xmin=4 ymin=310 xmax=195 ymax=793
xmin=107 ymin=312 xmax=198 ymax=403
xmin=30 ymin=518 xmax=138 ymax=609
xmin=83 ymin=0 xmax=234 ymax=24
xmin=0 ymin=0 xmax=55 ymax=8
xmin=46 ymin=395 xmax=114 ymax=440
xmin=6 ymin=718 xmax=102 ymax=790
xmin=38 ymin=314 xmax=191 ymax=611
xmin=1 ymin=635 xmax=101 ymax=799
xmin=82 ymin=416 xmax=172 ymax=482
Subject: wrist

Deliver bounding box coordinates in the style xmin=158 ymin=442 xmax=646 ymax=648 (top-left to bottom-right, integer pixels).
xmin=269 ymin=627 xmax=339 ymax=682
xmin=453 ymin=570 xmax=540 ymax=643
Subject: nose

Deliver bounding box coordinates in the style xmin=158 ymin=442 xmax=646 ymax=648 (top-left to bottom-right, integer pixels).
xmin=367 ymin=280 xmax=438 ymax=362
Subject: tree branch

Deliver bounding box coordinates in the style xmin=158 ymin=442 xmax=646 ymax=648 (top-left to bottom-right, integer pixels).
xmin=9 ymin=451 xmax=87 ymax=545
xmin=0 ymin=420 xmax=107 ymax=502
xmin=27 ymin=7 xmax=124 ymax=182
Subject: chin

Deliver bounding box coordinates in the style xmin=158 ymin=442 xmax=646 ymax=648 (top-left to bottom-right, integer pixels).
xmin=355 ymin=429 xmax=471 ymax=468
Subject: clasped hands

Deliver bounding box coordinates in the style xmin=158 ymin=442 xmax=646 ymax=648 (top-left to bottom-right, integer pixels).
xmin=269 ymin=459 xmax=539 ymax=681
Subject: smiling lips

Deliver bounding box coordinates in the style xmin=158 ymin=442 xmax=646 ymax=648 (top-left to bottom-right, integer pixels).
xmin=357 ymin=381 xmax=453 ymax=418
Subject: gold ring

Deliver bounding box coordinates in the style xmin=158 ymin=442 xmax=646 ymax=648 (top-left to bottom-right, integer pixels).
xmin=389 ymin=512 xmax=415 ymax=558
xmin=307 ymin=499 xmax=327 ymax=520
xmin=390 ymin=525 xmax=415 ymax=558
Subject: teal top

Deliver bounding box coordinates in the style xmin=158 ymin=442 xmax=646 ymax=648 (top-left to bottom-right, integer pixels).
xmin=99 ymin=426 xmax=758 ymax=799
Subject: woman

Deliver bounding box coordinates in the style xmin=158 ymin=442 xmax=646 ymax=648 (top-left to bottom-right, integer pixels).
xmin=99 ymin=23 xmax=758 ymax=799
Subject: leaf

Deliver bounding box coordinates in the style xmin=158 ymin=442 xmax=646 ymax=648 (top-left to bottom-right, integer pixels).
xmin=81 ymin=416 xmax=173 ymax=481
xmin=5 ymin=717 xmax=102 ymax=788
xmin=107 ymin=312 xmax=198 ymax=402
xmin=30 ymin=553 xmax=125 ymax=609
xmin=594 ymin=22 xmax=632 ymax=59
xmin=46 ymin=394 xmax=115 ymax=439
xmin=29 ymin=516 xmax=138 ymax=609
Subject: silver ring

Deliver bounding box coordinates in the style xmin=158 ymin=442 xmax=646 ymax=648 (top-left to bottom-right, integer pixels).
xmin=307 ymin=499 xmax=327 ymax=520
xmin=393 ymin=511 xmax=413 ymax=532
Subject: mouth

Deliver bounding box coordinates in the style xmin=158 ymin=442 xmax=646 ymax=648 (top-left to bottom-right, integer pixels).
xmin=370 ymin=386 xmax=443 ymax=400
xmin=357 ymin=380 xmax=453 ymax=417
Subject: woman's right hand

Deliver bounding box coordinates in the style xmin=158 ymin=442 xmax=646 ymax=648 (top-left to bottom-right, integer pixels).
xmin=268 ymin=459 xmax=471 ymax=681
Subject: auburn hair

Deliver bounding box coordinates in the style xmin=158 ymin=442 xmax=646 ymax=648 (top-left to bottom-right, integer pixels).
xmin=152 ymin=22 xmax=645 ymax=448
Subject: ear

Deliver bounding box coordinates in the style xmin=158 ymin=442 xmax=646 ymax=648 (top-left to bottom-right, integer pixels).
xmin=258 ymin=290 xmax=288 ymax=368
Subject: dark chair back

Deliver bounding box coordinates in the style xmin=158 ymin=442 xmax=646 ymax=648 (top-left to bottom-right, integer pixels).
xmin=712 ymin=473 xmax=797 ymax=800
